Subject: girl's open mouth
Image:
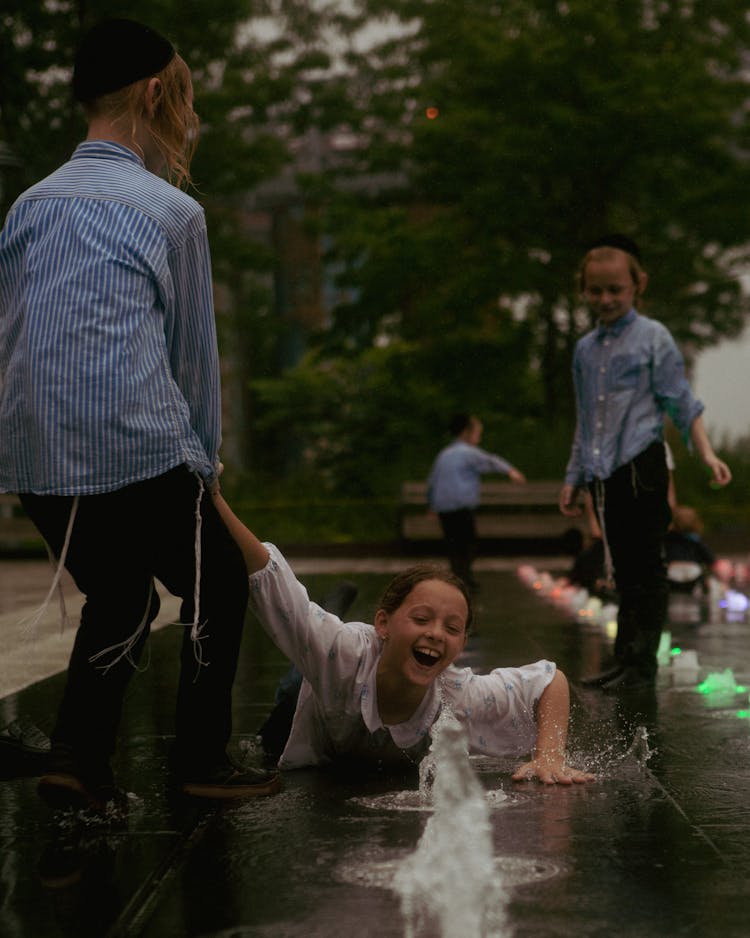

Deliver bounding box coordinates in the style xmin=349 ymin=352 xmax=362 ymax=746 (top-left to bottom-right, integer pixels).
xmin=412 ymin=647 xmax=440 ymax=667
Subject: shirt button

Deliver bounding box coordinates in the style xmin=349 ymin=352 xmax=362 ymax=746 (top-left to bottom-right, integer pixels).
xmin=598 ymin=395 xmax=605 ymax=402
xmin=594 ymin=448 xmax=600 ymax=455
xmin=600 ymin=367 xmax=606 ymax=374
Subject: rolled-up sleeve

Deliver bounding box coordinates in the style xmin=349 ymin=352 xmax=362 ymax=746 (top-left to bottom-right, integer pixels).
xmin=247 ymin=543 xmax=370 ymax=696
xmin=442 ymin=659 xmax=556 ymax=756
xmin=651 ymin=324 xmax=704 ymax=436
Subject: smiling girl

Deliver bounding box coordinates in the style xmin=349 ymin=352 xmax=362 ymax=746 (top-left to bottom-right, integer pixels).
xmin=213 ymin=492 xmax=593 ymax=785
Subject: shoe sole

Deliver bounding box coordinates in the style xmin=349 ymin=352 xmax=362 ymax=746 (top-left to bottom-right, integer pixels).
xmin=182 ymin=774 xmax=282 ymax=799
xmin=37 ymin=772 xmax=124 ymax=816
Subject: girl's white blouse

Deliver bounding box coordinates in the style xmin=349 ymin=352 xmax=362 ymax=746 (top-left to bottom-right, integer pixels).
xmin=249 ymin=544 xmax=556 ymax=769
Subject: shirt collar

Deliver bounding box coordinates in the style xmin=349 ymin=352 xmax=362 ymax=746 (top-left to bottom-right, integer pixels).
xmin=359 ymin=653 xmax=441 ymax=746
xmin=72 ymin=140 xmax=145 ymax=168
xmin=596 ymin=307 xmax=637 ymax=340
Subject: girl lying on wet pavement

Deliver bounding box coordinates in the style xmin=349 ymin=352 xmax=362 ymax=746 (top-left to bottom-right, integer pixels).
xmin=213 ymin=492 xmax=595 ymax=785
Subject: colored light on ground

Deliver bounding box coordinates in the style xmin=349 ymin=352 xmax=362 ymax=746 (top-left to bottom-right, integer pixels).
xmin=736 ymin=710 xmax=750 ymax=720
xmin=695 ymin=669 xmax=744 ymax=699
xmin=425 ymin=107 xmax=439 ymax=119
xmin=696 ymin=683 xmax=745 ymax=695
xmin=671 ymin=647 xmax=682 ymax=656
xmin=720 ymin=590 xmax=749 ymax=613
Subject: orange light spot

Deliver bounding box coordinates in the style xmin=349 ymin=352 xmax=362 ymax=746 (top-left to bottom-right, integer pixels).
xmin=425 ymin=107 xmax=439 ymax=119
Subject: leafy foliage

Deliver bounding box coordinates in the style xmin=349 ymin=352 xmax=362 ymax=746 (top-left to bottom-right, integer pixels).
xmin=316 ymin=0 xmax=750 ymax=418
xmin=4 ymin=1 xmax=750 ymax=536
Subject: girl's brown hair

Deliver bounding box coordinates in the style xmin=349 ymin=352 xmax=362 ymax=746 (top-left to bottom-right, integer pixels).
xmin=377 ymin=564 xmax=474 ymax=633
xmin=85 ymin=54 xmax=199 ymax=189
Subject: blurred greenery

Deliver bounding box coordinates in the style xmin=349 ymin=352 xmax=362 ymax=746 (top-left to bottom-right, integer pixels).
xmin=3 ymin=1 xmax=750 ymax=545
xmin=667 ymin=425 xmax=750 ymax=540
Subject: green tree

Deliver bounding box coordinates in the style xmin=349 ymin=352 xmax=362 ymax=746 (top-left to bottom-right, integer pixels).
xmin=319 ymin=0 xmax=750 ymax=422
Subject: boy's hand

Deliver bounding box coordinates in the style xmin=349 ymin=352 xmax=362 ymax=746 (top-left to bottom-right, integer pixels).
xmin=512 ymin=755 xmax=596 ymax=785
xmin=706 ymin=456 xmax=731 ymax=488
xmin=208 ymin=461 xmax=225 ymax=498
xmin=559 ymin=484 xmax=583 ymax=517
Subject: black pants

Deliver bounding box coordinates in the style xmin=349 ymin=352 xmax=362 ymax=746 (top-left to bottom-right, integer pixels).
xmin=20 ymin=466 xmax=249 ymax=776
xmin=438 ymin=508 xmax=477 ymax=587
xmin=591 ymin=442 xmax=671 ymax=678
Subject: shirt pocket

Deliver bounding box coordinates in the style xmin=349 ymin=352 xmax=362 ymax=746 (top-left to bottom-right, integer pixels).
xmin=608 ymin=353 xmax=642 ymax=391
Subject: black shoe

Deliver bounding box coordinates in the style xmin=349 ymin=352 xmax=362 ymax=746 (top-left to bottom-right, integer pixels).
xmin=37 ymin=745 xmax=127 ymax=817
xmin=179 ymin=761 xmax=282 ymax=800
xmin=317 ymin=581 xmax=358 ymax=618
xmin=38 ymin=771 xmax=128 ymax=816
xmin=601 ymin=666 xmax=655 ymax=692
xmin=579 ymin=664 xmax=624 ymax=687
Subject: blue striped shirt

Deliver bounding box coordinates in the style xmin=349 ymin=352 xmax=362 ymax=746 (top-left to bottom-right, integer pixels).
xmin=0 ymin=140 xmax=221 ymax=494
xmin=564 ymin=309 xmax=704 ymax=486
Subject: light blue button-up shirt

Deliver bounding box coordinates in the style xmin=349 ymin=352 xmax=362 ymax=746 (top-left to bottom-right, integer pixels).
xmin=564 ymin=309 xmax=703 ymax=487
xmin=0 ymin=141 xmax=221 ymax=495
xmin=427 ymin=441 xmax=512 ymax=512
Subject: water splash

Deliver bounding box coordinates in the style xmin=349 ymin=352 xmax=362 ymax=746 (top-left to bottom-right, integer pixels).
xmin=624 ymin=725 xmax=653 ymax=768
xmin=394 ymin=708 xmax=509 ymax=937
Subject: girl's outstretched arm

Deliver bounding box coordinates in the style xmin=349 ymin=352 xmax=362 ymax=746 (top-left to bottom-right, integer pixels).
xmin=511 ymin=670 xmax=595 ymax=785
xmin=213 ymin=492 xmax=269 ymax=574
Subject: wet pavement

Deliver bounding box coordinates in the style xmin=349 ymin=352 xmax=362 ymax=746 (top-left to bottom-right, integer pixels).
xmin=1 ymin=555 xmax=750 ymax=937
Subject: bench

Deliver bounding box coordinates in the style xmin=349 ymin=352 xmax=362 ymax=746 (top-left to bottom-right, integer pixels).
xmin=399 ymin=480 xmax=587 ymax=545
xmin=0 ymin=494 xmax=44 ymax=553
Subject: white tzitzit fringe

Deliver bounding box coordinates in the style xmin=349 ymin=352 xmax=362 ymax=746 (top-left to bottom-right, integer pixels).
xmin=89 ymin=578 xmax=155 ymax=675
xmin=20 ymin=496 xmax=79 ymax=640
xmin=593 ymin=480 xmax=615 ymax=589
xmin=189 ymin=475 xmax=210 ymax=680
xmin=91 ymin=474 xmax=210 ymax=679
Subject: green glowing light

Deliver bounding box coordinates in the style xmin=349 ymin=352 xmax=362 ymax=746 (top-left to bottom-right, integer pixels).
xmin=670 ymin=647 xmax=682 ymax=656
xmin=694 ymin=669 xmax=744 ymax=699
xmin=736 ymin=710 xmax=750 ymax=720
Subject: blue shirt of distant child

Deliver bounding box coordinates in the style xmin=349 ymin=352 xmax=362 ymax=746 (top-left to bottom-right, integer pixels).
xmin=428 ymin=442 xmax=511 ymax=513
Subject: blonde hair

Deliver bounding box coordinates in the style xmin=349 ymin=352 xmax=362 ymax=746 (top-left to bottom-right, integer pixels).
xmin=577 ymin=246 xmax=646 ymax=306
xmin=84 ymin=54 xmax=199 ymax=189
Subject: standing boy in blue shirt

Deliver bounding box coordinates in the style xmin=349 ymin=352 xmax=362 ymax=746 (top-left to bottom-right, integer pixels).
xmin=0 ymin=19 xmax=280 ymax=810
xmin=428 ymin=414 xmax=526 ymax=591
xmin=559 ymin=236 xmax=731 ymax=690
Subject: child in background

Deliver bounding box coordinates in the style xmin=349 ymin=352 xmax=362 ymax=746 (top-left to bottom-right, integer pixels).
xmin=213 ymin=492 xmax=594 ymax=785
xmin=665 ymin=505 xmax=717 ymax=593
xmin=427 ymin=413 xmax=526 ymax=592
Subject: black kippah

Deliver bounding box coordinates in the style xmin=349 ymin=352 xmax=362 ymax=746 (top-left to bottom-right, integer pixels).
xmin=73 ymin=18 xmax=176 ymax=103
xmin=587 ymin=233 xmax=642 ymax=263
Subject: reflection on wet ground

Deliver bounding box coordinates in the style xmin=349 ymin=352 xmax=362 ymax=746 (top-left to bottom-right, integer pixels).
xmin=1 ymin=559 xmax=750 ymax=936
